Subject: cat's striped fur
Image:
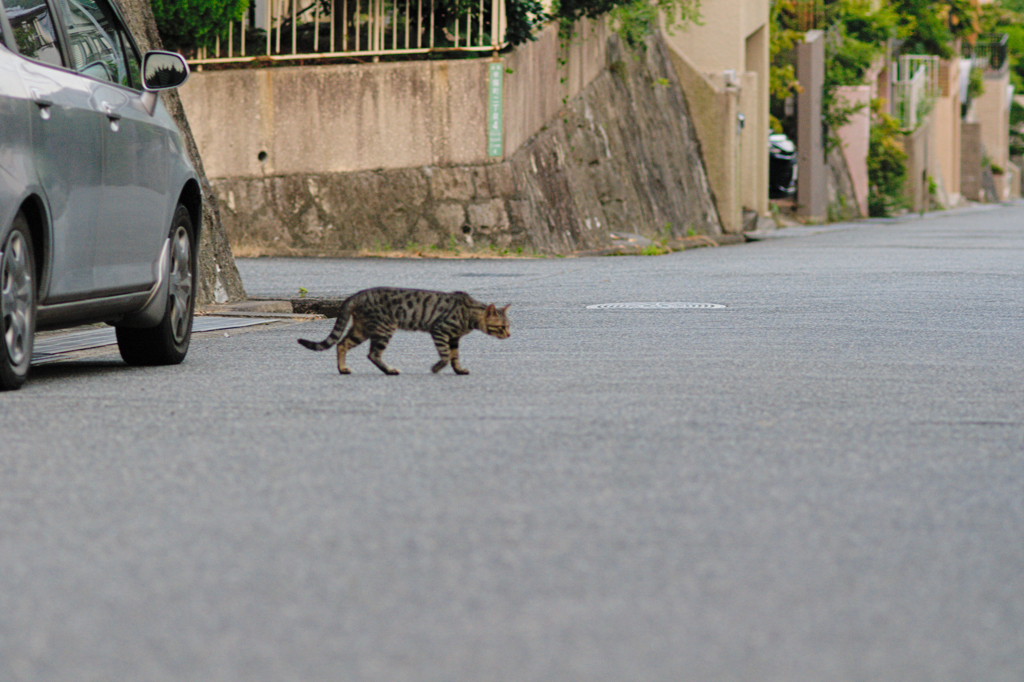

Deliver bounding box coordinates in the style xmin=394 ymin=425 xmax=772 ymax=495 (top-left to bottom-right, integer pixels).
xmin=297 ymin=287 xmax=510 ymax=375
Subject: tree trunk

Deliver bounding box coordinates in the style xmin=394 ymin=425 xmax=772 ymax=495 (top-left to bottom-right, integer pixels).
xmin=118 ymin=0 xmax=247 ymax=305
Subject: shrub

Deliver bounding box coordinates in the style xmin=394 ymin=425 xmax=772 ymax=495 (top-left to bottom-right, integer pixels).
xmin=867 ymin=99 xmax=908 ymax=217
xmin=553 ymin=0 xmax=700 ymax=49
xmin=506 ymin=0 xmax=549 ymax=45
xmin=151 ymin=0 xmax=249 ymax=52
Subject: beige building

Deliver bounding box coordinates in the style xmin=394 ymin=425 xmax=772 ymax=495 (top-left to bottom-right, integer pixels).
xmin=972 ymin=54 xmax=1018 ymax=200
xmin=661 ymin=0 xmax=770 ymax=232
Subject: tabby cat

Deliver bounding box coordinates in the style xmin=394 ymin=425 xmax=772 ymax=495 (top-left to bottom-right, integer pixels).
xmin=298 ymin=287 xmax=510 ymax=375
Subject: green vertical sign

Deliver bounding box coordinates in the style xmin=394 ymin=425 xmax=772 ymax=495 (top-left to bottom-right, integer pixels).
xmin=488 ymin=62 xmax=503 ymax=158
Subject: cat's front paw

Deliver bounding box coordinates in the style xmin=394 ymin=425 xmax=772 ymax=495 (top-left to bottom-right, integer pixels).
xmin=453 ymin=367 xmax=470 ymax=375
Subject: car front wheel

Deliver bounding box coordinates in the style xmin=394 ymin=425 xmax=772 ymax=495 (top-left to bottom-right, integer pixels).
xmin=116 ymin=204 xmax=196 ymax=366
xmin=1 ymin=214 xmax=36 ymax=391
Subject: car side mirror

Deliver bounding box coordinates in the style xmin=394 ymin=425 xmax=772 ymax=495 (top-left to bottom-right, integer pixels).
xmin=143 ymin=51 xmax=190 ymax=90
xmin=140 ymin=51 xmax=190 ymax=115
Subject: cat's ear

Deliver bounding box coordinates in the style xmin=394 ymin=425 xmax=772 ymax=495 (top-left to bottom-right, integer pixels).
xmin=500 ymin=305 xmax=510 ymax=313
xmin=485 ymin=304 xmax=497 ymax=315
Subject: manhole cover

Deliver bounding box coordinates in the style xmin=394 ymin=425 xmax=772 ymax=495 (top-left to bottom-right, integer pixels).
xmin=586 ymin=302 xmax=725 ymax=310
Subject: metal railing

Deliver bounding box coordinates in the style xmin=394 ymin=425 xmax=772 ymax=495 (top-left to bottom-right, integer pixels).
xmin=892 ymin=55 xmax=939 ymax=130
xmin=963 ymin=33 xmax=1008 ymax=72
xmin=191 ymin=0 xmax=507 ymax=65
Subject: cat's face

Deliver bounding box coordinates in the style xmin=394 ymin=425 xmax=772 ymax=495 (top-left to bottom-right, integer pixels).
xmin=483 ymin=304 xmax=511 ymax=339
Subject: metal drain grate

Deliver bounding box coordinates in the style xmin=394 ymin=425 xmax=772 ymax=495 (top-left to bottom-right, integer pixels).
xmin=586 ymin=302 xmax=725 ymax=310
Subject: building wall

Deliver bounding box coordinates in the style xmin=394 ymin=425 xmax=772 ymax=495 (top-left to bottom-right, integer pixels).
xmin=902 ymin=112 xmax=940 ymax=213
xmin=975 ymin=68 xmax=1010 ymax=171
xmin=745 ymin=25 xmax=769 ymax=216
xmin=660 ymin=0 xmax=769 ymax=220
xmin=972 ymin=66 xmax=1016 ymax=200
xmin=665 ymin=0 xmax=767 ymax=72
xmin=834 ymin=85 xmax=872 ymax=217
xmin=961 ymin=121 xmax=984 ymax=201
xmin=669 ymin=50 xmax=742 ymax=233
xmin=796 ymin=31 xmax=826 ymax=221
xmin=933 ymin=56 xmax=962 ymax=205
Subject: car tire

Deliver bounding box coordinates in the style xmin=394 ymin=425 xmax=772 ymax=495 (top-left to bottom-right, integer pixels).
xmin=116 ymin=204 xmax=196 ymax=366
xmin=1 ymin=213 xmax=36 ymax=391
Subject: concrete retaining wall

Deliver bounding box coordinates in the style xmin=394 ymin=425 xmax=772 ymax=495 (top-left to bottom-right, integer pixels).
xmin=179 ymin=19 xmax=607 ymax=177
xmin=179 ymin=22 xmax=720 ymax=256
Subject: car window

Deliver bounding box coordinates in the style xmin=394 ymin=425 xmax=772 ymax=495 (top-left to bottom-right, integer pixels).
xmin=1 ymin=0 xmax=64 ymax=66
xmin=59 ymin=0 xmax=139 ymax=88
xmin=114 ymin=21 xmax=140 ymax=87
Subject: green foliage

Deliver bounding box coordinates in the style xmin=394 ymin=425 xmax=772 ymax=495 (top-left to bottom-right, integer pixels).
xmin=966 ymin=65 xmax=985 ymax=101
xmin=769 ymin=0 xmax=803 ymax=134
xmin=1006 ymin=24 xmax=1024 ymax=91
xmin=831 ymin=0 xmax=902 ymax=44
xmin=820 ymin=6 xmax=888 ymax=153
xmin=152 ymin=0 xmax=249 ymax=52
xmin=1012 ymin=100 xmax=1024 ymax=128
xmin=505 ymin=0 xmax=550 ymax=45
xmin=867 ymin=99 xmax=908 ymax=217
xmin=553 ymin=0 xmax=700 ymax=50
xmin=608 ymin=0 xmax=659 ymax=50
xmin=772 ymin=0 xmax=886 ymax=141
xmin=891 ymin=0 xmax=977 ymax=58
xmin=1010 ymin=132 xmax=1024 ymax=159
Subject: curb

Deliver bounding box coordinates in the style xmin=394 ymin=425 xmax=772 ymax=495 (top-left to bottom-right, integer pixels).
xmin=572 ymin=233 xmax=748 ymax=257
xmin=198 ymin=299 xmax=323 ymax=319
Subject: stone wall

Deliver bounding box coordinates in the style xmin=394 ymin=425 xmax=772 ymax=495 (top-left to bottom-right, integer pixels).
xmin=210 ymin=32 xmax=721 ymax=256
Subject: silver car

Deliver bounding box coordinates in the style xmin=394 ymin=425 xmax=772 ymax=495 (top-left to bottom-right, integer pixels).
xmin=1 ymin=0 xmax=200 ymax=390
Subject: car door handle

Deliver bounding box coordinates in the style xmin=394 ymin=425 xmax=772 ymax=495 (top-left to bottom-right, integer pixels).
xmin=29 ymin=88 xmax=52 ymax=106
xmin=29 ymin=89 xmax=54 ymax=119
xmin=101 ymin=102 xmax=122 ymax=120
xmin=29 ymin=88 xmax=53 ymax=106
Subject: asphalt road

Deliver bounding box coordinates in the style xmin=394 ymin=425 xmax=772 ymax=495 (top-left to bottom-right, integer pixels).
xmin=2 ymin=205 xmax=1023 ymax=681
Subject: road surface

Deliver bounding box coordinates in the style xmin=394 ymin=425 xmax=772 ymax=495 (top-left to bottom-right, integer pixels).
xmin=2 ymin=205 xmax=1022 ymax=681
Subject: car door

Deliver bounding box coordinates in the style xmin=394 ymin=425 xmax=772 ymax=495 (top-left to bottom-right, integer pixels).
xmin=56 ymin=0 xmax=168 ymax=294
xmin=2 ymin=0 xmax=105 ymax=302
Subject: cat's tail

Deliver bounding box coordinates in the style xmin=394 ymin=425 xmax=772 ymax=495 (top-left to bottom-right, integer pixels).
xmin=297 ymin=301 xmax=353 ymax=351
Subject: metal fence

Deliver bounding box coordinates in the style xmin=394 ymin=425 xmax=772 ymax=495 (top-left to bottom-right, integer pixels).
xmin=892 ymin=55 xmax=939 ymax=130
xmin=191 ymin=0 xmax=507 ymax=65
xmin=963 ymin=33 xmax=1008 ymax=72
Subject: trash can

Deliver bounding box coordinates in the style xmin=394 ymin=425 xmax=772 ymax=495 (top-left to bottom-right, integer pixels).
xmin=769 ymin=133 xmax=797 ymax=199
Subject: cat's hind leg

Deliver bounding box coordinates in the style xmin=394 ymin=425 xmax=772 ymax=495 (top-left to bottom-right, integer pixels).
xmin=336 ymin=328 xmax=366 ymax=374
